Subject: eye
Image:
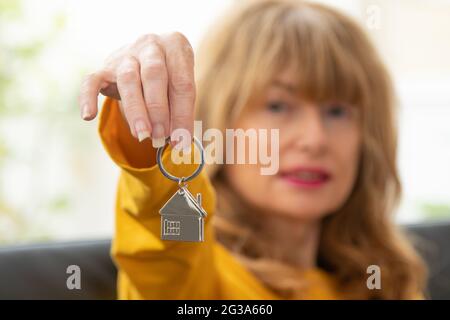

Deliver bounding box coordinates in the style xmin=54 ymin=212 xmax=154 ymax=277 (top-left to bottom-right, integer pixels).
xmin=266 ymin=101 xmax=289 ymax=113
xmin=325 ymin=103 xmax=348 ymax=118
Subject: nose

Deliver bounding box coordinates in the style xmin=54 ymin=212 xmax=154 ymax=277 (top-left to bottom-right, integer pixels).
xmin=293 ymin=105 xmax=328 ymax=156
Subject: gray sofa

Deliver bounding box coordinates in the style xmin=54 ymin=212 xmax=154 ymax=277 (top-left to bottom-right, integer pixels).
xmin=0 ymin=220 xmax=449 ymax=300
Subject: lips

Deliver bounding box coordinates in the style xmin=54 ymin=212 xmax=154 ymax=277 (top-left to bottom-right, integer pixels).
xmin=279 ymin=167 xmax=331 ymax=188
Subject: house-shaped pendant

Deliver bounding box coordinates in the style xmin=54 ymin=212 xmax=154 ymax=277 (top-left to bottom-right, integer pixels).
xmin=159 ymin=187 xmax=207 ymax=242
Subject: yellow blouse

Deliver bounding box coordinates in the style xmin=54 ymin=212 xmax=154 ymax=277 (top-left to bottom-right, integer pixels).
xmin=98 ymin=97 xmax=342 ymax=300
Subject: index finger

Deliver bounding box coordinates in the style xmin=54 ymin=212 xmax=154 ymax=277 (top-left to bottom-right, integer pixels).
xmin=78 ymin=69 xmax=114 ymax=121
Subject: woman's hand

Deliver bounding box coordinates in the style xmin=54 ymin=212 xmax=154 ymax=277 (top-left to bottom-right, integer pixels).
xmin=78 ymin=32 xmax=195 ymax=149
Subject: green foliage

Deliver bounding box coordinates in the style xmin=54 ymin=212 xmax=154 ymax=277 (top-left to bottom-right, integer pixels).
xmin=0 ymin=0 xmax=87 ymax=244
xmin=421 ymin=202 xmax=450 ymax=220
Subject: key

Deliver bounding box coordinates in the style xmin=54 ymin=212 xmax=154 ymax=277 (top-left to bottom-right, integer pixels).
xmin=156 ymin=136 xmax=207 ymax=242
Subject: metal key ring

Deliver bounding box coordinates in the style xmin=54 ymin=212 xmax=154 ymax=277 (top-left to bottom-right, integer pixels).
xmin=156 ymin=136 xmax=205 ymax=183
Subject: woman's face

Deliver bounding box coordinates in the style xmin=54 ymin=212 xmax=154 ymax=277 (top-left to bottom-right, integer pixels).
xmin=224 ymin=72 xmax=362 ymax=220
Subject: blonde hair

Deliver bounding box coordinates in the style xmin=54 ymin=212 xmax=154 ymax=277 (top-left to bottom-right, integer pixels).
xmin=195 ymin=0 xmax=426 ymax=299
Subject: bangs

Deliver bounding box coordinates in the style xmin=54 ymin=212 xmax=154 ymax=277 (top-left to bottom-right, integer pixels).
xmin=243 ymin=3 xmax=369 ymax=109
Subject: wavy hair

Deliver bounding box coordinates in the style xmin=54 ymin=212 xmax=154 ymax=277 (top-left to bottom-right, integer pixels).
xmin=194 ymin=0 xmax=426 ymax=299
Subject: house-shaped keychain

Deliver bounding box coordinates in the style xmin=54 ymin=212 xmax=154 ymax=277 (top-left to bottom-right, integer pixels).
xmin=159 ymin=187 xmax=207 ymax=242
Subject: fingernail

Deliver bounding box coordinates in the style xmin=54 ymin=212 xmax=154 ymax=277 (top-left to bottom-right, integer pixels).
xmin=134 ymin=120 xmax=150 ymax=142
xmin=81 ymin=105 xmax=91 ymax=120
xmin=138 ymin=131 xmax=151 ymax=142
xmin=151 ymin=124 xmax=166 ymax=148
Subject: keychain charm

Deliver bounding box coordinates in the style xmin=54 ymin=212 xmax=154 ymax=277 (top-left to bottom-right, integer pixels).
xmin=156 ymin=136 xmax=207 ymax=242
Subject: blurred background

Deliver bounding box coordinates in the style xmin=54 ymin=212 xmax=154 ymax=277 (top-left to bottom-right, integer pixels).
xmin=0 ymin=0 xmax=449 ymax=245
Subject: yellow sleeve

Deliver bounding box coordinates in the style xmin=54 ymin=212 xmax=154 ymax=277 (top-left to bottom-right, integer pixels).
xmin=98 ymin=97 xmax=219 ymax=299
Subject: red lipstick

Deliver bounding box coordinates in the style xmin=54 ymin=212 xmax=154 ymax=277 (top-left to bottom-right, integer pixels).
xmin=279 ymin=166 xmax=331 ymax=189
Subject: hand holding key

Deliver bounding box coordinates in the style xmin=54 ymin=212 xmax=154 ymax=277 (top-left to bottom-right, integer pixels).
xmin=78 ymin=32 xmax=195 ymax=149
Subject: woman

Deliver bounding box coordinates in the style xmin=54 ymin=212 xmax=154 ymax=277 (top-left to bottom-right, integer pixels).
xmin=79 ymin=0 xmax=426 ymax=299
